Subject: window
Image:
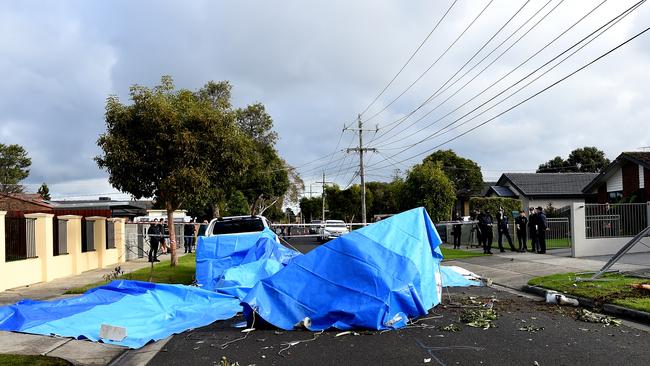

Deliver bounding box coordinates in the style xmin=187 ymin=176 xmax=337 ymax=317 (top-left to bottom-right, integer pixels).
xmin=212 ymin=218 xmax=265 ymax=235
xmin=607 ymin=191 xmax=623 ymax=203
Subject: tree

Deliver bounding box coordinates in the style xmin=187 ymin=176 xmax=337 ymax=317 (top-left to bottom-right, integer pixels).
xmin=537 ymin=147 xmax=610 ymax=173
xmin=96 ymin=76 xmax=251 ymax=266
xmin=402 ymin=161 xmax=456 ymax=222
xmin=537 ymin=156 xmax=571 ymax=173
xmin=223 ymin=191 xmax=249 ymax=216
xmin=0 ymin=143 xmax=31 ymax=194
xmin=567 ymin=146 xmax=610 ymax=172
xmin=234 ymin=103 xmax=302 ymax=214
xmin=423 ymin=150 xmax=483 ymax=196
xmin=37 ymin=183 xmax=51 ymax=200
xmin=299 ymin=196 xmax=321 ymax=222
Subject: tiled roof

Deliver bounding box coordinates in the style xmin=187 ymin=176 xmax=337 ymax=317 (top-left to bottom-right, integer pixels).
xmin=499 ymin=173 xmax=598 ymax=196
xmin=622 ymin=151 xmax=650 ymax=168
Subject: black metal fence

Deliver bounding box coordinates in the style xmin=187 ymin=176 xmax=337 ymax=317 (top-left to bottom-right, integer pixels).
xmin=4 ymin=216 xmax=37 ymax=262
xmin=585 ymin=203 xmax=648 ymax=238
xmin=56 ymin=218 xmax=68 ymax=255
xmin=81 ymin=218 xmax=95 ymax=252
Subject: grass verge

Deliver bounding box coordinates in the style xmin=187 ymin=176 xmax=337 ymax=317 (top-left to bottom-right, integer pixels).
xmin=441 ymin=248 xmax=487 ymax=261
xmin=65 ymin=253 xmax=197 ymax=294
xmin=528 ymin=272 xmax=650 ymax=313
xmin=0 ymin=354 xmax=72 ymax=366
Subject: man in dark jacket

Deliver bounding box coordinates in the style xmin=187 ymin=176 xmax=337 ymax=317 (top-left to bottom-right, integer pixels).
xmin=528 ymin=207 xmax=538 ymax=253
xmin=514 ymin=210 xmax=528 ymax=252
xmin=184 ymin=220 xmax=195 ymax=254
xmin=478 ymin=209 xmax=494 ymax=254
xmin=147 ymin=219 xmax=161 ymax=262
xmin=496 ymin=207 xmax=515 ymax=252
xmin=452 ymin=215 xmax=462 ymax=249
xmin=536 ymin=207 xmax=548 ymax=254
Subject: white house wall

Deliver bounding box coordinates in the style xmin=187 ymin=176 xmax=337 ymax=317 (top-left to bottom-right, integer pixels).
xmin=606 ymin=167 xmax=623 ymax=192
xmin=529 ymin=198 xmax=584 ymax=210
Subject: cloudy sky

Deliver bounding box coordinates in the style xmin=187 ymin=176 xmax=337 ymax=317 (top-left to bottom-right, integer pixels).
xmin=1 ymin=0 xmax=649 ymax=201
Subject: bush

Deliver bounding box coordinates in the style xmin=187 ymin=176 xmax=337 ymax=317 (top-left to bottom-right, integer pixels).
xmin=469 ymin=197 xmax=522 ymax=218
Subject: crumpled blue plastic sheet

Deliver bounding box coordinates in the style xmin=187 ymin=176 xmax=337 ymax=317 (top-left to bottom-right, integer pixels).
xmin=0 ymin=229 xmax=300 ymax=349
xmin=440 ymin=266 xmax=483 ymax=287
xmin=242 ymin=207 xmax=445 ymax=331
xmin=196 ymin=228 xmax=299 ymax=292
xmin=0 ymin=281 xmax=241 ymax=349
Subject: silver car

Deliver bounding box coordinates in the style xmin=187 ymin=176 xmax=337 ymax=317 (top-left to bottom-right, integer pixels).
xmin=318 ymin=220 xmax=350 ymax=242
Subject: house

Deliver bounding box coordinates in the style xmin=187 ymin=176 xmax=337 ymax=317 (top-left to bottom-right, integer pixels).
xmin=51 ymin=197 xmax=148 ymax=220
xmin=582 ymin=151 xmax=650 ymax=203
xmin=0 ymin=193 xmax=54 ymax=216
xmin=487 ymin=173 xmax=598 ymax=210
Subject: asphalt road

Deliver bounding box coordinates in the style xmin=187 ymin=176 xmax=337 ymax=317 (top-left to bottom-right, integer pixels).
xmin=149 ymin=284 xmax=650 ymax=366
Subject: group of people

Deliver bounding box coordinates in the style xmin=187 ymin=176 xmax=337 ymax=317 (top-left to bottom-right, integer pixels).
xmin=452 ymin=206 xmax=548 ymax=255
xmin=147 ymin=219 xmax=208 ymax=262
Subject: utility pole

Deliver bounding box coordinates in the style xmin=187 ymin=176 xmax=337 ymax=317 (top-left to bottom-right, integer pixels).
xmin=316 ymin=172 xmax=333 ymax=221
xmin=345 ymin=114 xmax=377 ymax=225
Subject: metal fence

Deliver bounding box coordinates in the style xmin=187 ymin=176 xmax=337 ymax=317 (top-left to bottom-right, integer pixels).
xmin=56 ymin=218 xmax=68 ymax=255
xmin=106 ymin=221 xmax=115 ymax=249
xmin=81 ymin=218 xmax=95 ymax=252
xmin=545 ymin=217 xmax=571 ymax=249
xmin=4 ymin=216 xmax=37 ymax=262
xmin=585 ymin=203 xmax=648 ymax=238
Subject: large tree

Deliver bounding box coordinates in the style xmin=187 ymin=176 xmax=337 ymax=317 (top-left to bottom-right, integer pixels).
xmin=423 ymin=150 xmax=483 ymax=196
xmin=37 ymin=183 xmax=51 ymax=200
xmin=537 ymin=146 xmax=610 ymax=173
xmin=0 ymin=143 xmax=31 ymax=194
xmin=403 ymin=161 xmax=456 ymax=222
xmin=96 ymin=76 xmax=251 ymax=266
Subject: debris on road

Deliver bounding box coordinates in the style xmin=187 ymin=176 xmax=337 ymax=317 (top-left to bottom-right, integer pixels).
xmin=545 ymin=292 xmax=579 ymax=306
xmin=460 ymin=309 xmax=497 ymax=329
xmin=576 ymin=309 xmax=621 ymax=326
xmin=441 ymin=323 xmax=461 ymax=332
xmin=518 ymin=325 xmax=544 ymax=332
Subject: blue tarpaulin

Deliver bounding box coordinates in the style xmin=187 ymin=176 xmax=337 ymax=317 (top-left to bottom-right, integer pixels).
xmin=0 ymin=281 xmax=241 ymax=349
xmin=0 ymin=207 xmax=483 ymax=348
xmin=242 ymin=207 xmax=444 ymax=331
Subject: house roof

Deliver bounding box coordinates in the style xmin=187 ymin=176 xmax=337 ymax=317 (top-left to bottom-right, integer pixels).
xmin=0 ymin=193 xmax=54 ymax=209
xmin=498 ymin=173 xmax=598 ymax=197
xmin=487 ymin=186 xmax=517 ymax=197
xmin=480 ymin=182 xmax=497 ymax=196
xmin=582 ymin=151 xmax=650 ymax=193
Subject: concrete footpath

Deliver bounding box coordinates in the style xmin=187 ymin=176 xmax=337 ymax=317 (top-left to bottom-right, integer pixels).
xmin=0 ymin=252 xmax=188 ymax=366
xmin=1 ymin=249 xmax=647 ymax=365
xmin=445 ymin=249 xmax=649 ymax=290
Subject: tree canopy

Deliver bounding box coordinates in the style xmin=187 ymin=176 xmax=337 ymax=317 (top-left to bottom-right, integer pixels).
xmin=423 ymin=149 xmax=483 ymax=197
xmin=0 ymin=143 xmax=31 ymax=194
xmin=96 ymin=76 xmax=252 ymax=265
xmin=37 ymin=183 xmax=50 ymax=200
xmin=537 ymin=146 xmax=610 ymax=173
xmin=402 ymin=161 xmax=456 ymax=222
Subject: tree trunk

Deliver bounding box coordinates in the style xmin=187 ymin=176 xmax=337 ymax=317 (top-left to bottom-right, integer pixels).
xmin=166 ymin=203 xmax=178 ymax=266
xmin=212 ymin=202 xmax=220 ymax=219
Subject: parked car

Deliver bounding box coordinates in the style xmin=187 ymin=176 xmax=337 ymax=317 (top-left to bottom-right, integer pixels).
xmin=309 ymin=219 xmax=323 ymax=234
xmin=205 ymin=215 xmax=271 ymax=237
xmin=318 ymin=219 xmax=350 ymax=242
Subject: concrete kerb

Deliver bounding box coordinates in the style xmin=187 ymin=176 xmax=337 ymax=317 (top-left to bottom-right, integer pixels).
xmin=521 ymin=284 xmax=650 ymax=325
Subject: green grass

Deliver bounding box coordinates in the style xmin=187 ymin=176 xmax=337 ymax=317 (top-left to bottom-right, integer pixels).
xmin=528 ymin=272 xmax=650 ymax=313
xmin=440 ymin=248 xmax=487 ymax=261
xmin=65 ymin=254 xmax=197 ymax=294
xmin=0 ymin=354 xmax=72 ymax=366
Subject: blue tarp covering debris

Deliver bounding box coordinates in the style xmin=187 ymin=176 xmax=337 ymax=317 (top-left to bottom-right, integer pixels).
xmin=0 ymin=207 xmax=481 ymax=348
xmin=440 ymin=266 xmax=483 ymax=287
xmin=243 ymin=207 xmax=445 ymax=330
xmin=0 ymin=281 xmax=241 ymax=349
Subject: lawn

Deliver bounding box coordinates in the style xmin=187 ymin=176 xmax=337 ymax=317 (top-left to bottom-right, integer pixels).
xmin=528 ymin=272 xmax=650 ymax=313
xmin=440 ymin=248 xmax=487 ymax=261
xmin=66 ymin=253 xmax=197 ymax=294
xmin=0 ymin=354 xmax=72 ymax=366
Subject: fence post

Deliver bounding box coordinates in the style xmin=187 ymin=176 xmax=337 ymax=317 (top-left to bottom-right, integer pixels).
xmin=646 ymin=202 xmax=650 ymax=229
xmin=86 ymin=216 xmax=107 ymax=268
xmin=59 ymin=215 xmax=82 ymax=275
xmin=570 ymin=203 xmax=586 ymax=257
xmin=109 ymin=218 xmax=126 ymax=264
xmin=24 ymin=213 xmax=54 ymax=282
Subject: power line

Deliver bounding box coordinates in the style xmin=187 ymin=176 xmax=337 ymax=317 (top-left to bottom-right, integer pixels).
xmin=359 ymin=0 xmax=460 ymax=117
xmin=362 ymin=0 xmax=496 ymax=123
xmin=369 ymin=0 xmax=560 ymax=146
xmin=367 ymin=24 xmax=650 ymax=171
xmin=371 ymin=0 xmax=607 ymax=149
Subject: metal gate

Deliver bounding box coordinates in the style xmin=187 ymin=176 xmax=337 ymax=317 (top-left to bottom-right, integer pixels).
xmin=4 ymin=216 xmax=36 ymax=261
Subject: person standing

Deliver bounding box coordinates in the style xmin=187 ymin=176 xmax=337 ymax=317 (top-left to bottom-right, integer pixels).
xmin=478 ymin=209 xmax=494 ymax=254
xmin=158 ymin=219 xmax=168 ymax=255
xmin=496 ymin=207 xmax=515 ymax=252
xmin=183 ymin=220 xmax=195 ymax=254
xmin=147 ymin=219 xmax=161 ymax=262
xmin=452 ymin=215 xmax=462 ymax=249
xmin=528 ymin=207 xmax=538 ymax=253
xmin=536 ymin=207 xmax=548 ymax=254
xmin=514 ymin=210 xmax=528 ymax=252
